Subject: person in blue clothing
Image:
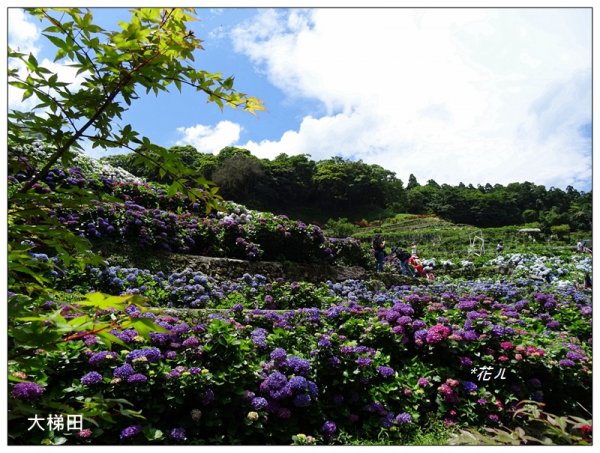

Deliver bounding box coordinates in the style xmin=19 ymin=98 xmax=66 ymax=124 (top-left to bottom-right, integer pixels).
xmin=372 ymin=234 xmax=386 ymax=272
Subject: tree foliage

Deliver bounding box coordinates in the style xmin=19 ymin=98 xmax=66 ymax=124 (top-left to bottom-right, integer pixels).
xmin=8 ymin=7 xmax=264 ymax=292
xmin=107 ymin=144 xmax=592 ymax=231
xmin=8 ymin=7 xmax=263 ymax=195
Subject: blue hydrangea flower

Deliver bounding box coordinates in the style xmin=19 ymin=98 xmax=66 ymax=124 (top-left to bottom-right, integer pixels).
xmin=264 ymin=371 xmax=288 ymax=390
xmin=251 ymin=396 xmax=269 ymax=410
xmin=286 ymin=356 xmax=310 ymax=376
xmin=293 ymin=393 xmax=311 ymax=407
xmin=395 ymin=412 xmax=413 ymax=424
xmin=113 ymin=363 xmax=135 ymax=379
xmin=289 ymin=375 xmax=308 ymax=392
xmin=126 ymin=347 xmax=162 ymax=363
xmin=270 ymin=348 xmax=287 ymax=362
xmin=81 ymin=371 xmax=103 ymax=385
xmin=462 ymin=381 xmax=478 ymax=393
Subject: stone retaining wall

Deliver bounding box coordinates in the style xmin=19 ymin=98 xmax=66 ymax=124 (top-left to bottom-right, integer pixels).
xmin=96 ymin=242 xmax=417 ymax=286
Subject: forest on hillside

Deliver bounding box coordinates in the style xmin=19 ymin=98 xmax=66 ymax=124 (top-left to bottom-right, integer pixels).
xmin=102 ymin=145 xmax=592 ymax=231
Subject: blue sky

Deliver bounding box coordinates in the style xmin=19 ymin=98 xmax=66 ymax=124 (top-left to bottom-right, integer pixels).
xmin=7 ymin=5 xmax=593 ymax=191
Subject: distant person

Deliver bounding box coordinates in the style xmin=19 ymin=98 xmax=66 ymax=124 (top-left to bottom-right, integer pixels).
xmin=577 ymin=241 xmax=584 ymax=253
xmin=409 ymin=254 xmax=425 ymax=277
xmin=392 ymin=246 xmax=413 ymax=276
xmin=422 ymin=259 xmax=435 ymax=281
xmin=372 ymin=234 xmax=386 ymax=272
xmin=496 ymin=240 xmax=504 ymax=254
xmin=411 ymin=243 xmax=417 ymax=257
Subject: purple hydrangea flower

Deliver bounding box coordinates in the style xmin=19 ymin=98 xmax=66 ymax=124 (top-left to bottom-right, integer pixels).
xmin=559 ymin=359 xmax=576 ymax=367
xmin=116 ymin=329 xmax=139 ymax=343
xmin=89 ymin=351 xmax=117 ymax=367
xmin=270 ymin=383 xmax=293 ymax=400
xmin=127 ymin=373 xmax=148 ymax=384
xmin=113 ymin=363 xmax=135 ymax=379
xmin=357 ymin=357 xmax=372 ymax=367
xmin=376 ymin=366 xmax=394 ymax=378
xmin=289 ymin=375 xmax=308 ymax=392
xmin=120 ymin=424 xmax=142 ymax=440
xmin=202 ymin=388 xmax=215 ymax=405
xmin=126 ymin=347 xmax=162 ymax=363
xmin=125 ymin=305 xmax=141 ymax=318
xmin=380 ymin=412 xmax=395 ymax=428
xmin=169 ymin=427 xmax=187 ymax=442
xmin=264 ymin=371 xmax=288 ymax=390
xmin=166 ymin=369 xmax=181 ymax=379
xmin=417 ymin=377 xmax=430 ymax=387
xmin=286 ymin=356 xmax=310 ymax=376
xmin=11 ymin=382 xmax=44 ymax=401
xmin=81 ymin=371 xmax=103 ymax=385
xmin=182 ymin=336 xmax=200 ymax=348
xmin=270 ymin=348 xmax=287 ymax=362
xmin=251 ymin=396 xmax=269 ymax=410
xmin=414 ymin=329 xmax=428 ymax=344
xmin=412 ymin=320 xmax=427 ymax=329
xmin=459 ymin=356 xmax=473 ymax=368
xmin=293 ymin=393 xmax=312 ymax=407
xmin=318 ymin=338 xmax=332 ymax=348
xmin=250 ymin=328 xmax=267 ymax=348
xmin=149 ymin=332 xmax=172 ymax=345
xmin=395 ymin=412 xmax=412 ymax=424
xmin=322 ymin=420 xmax=337 ymax=435
xmin=396 ymin=315 xmax=412 ymax=326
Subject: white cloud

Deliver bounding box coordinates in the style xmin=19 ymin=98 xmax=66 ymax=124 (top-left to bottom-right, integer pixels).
xmin=8 ymin=9 xmax=42 ymax=111
xmin=231 ymin=8 xmax=591 ymax=189
xmin=175 ymin=120 xmax=242 ymax=153
xmin=8 ymin=8 xmax=40 ymax=55
xmin=8 ymin=9 xmax=88 ymax=112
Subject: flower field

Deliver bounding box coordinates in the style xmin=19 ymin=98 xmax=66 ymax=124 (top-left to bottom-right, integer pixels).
xmin=8 ymin=147 xmax=592 ymax=445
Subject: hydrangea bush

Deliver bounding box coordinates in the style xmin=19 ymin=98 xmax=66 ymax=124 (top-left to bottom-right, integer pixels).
xmin=8 ymin=275 xmax=591 ymax=445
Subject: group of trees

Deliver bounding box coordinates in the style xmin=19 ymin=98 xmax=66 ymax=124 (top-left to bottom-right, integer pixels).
xmin=404 ymin=179 xmax=592 ymax=231
xmin=102 ymin=146 xmax=404 ymax=215
xmin=102 ymin=146 xmax=592 ymax=232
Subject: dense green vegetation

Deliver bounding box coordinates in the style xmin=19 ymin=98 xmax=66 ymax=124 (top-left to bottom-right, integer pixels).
xmin=102 ymin=145 xmax=592 ymax=232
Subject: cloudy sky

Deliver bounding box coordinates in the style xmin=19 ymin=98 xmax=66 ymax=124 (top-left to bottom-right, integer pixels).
xmin=7 ymin=4 xmax=593 ymax=190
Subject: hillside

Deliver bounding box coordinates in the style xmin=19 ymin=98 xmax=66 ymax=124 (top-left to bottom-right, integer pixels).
xmin=8 ymin=144 xmax=593 ymax=446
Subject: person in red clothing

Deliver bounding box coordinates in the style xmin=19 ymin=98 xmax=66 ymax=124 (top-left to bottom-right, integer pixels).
xmin=408 ymin=254 xmax=425 ymax=277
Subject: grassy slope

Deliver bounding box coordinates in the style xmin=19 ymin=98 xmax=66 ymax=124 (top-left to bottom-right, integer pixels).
xmin=349 ymin=213 xmax=586 ymax=262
